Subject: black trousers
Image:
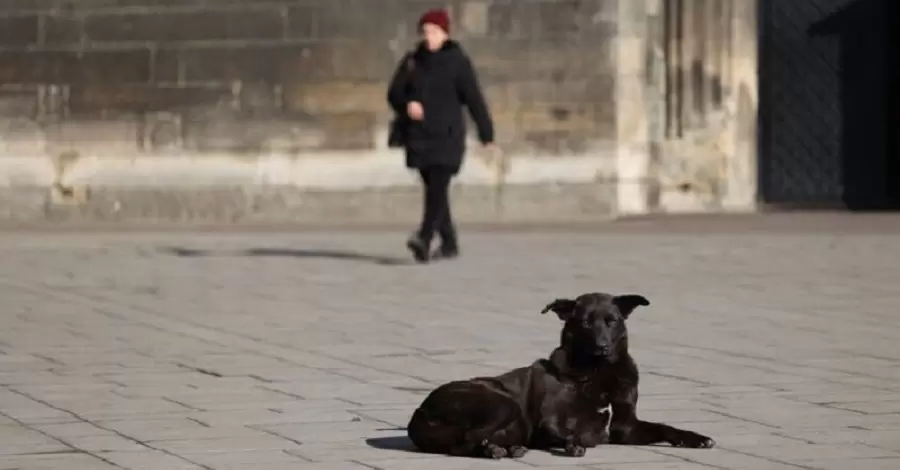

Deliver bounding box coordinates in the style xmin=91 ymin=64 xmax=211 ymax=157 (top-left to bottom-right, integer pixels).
xmin=416 ymin=166 xmax=457 ymax=248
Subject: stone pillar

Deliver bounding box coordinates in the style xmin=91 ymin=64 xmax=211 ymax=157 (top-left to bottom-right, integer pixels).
xmin=680 ymin=0 xmax=697 ymax=129
xmin=614 ymin=0 xmax=653 ymax=215
xmin=645 ymin=0 xmax=667 ymax=210
xmin=664 ymin=0 xmax=682 ymax=138
xmin=705 ymin=0 xmax=722 ymax=110
xmin=722 ymin=0 xmax=758 ymax=210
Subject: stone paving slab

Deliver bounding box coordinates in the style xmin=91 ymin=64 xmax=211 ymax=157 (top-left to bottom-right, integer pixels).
xmin=0 ymin=218 xmax=899 ymax=469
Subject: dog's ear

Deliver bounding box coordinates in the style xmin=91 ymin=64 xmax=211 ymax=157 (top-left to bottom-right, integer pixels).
xmin=613 ymin=295 xmax=650 ymax=318
xmin=541 ymin=298 xmax=577 ymax=320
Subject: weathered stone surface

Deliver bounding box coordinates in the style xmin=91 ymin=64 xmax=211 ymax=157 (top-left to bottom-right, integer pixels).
xmin=0 ymin=0 xmax=761 ymax=222
xmin=283 ymin=82 xmax=384 ymax=114
xmin=0 ymin=0 xmax=622 ymax=159
xmin=182 ymin=114 xmax=326 ymax=154
xmin=0 ymin=14 xmax=39 ymax=46
xmin=0 ymin=49 xmax=152 ymax=84
xmin=44 ymin=118 xmax=144 ymax=153
xmin=42 ymin=11 xmax=83 ymax=46
xmin=154 ymin=45 xmax=306 ymax=84
xmin=67 ymin=84 xmax=227 ymax=114
xmin=317 ymin=112 xmax=377 ymax=150
xmin=0 ymin=182 xmax=617 ymax=224
xmin=83 ymin=8 xmax=285 ymax=42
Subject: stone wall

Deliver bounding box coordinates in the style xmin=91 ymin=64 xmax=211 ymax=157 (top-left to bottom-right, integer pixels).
xmin=0 ymin=0 xmax=757 ymax=224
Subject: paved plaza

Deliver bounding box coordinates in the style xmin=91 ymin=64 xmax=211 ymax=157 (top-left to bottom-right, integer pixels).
xmin=1 ymin=214 xmax=899 ymax=470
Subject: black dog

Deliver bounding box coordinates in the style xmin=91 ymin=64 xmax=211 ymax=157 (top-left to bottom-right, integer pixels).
xmin=406 ymin=376 xmax=531 ymax=459
xmin=406 ymin=292 xmax=714 ymax=459
xmin=407 ymin=333 xmax=620 ymax=458
xmin=540 ymin=292 xmax=716 ymax=449
xmin=530 ymin=391 xmax=614 ymax=457
xmin=406 ymin=359 xmax=617 ymax=459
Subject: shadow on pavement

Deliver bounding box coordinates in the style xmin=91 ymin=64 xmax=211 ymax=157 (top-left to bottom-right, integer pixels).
xmin=365 ymin=436 xmax=419 ymax=453
xmin=158 ymin=246 xmax=411 ymax=266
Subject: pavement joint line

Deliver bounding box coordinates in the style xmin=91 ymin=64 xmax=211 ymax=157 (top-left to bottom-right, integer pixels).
xmin=1 ymin=386 xmax=209 ymax=470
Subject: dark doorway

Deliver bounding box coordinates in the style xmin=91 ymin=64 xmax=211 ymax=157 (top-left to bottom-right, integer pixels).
xmin=889 ymin=0 xmax=900 ymax=207
xmin=759 ymin=0 xmax=899 ymax=210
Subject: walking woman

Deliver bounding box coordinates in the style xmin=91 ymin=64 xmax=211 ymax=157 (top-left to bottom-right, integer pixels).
xmin=387 ymin=8 xmax=495 ymax=263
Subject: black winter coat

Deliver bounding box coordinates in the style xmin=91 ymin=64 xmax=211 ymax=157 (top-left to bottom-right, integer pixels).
xmin=387 ymin=40 xmax=494 ymax=173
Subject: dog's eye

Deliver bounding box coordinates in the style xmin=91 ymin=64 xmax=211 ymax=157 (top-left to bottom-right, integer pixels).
xmin=605 ymin=318 xmax=617 ymax=326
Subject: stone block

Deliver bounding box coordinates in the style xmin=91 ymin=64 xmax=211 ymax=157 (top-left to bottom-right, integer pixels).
xmin=83 ymin=8 xmax=284 ymax=43
xmin=524 ymin=44 xmax=615 ymax=78
xmin=459 ymin=1 xmax=490 ymax=36
xmin=155 ymin=45 xmax=306 ymax=84
xmin=486 ymin=0 xmax=530 ymax=38
xmin=183 ymin=114 xmax=326 ymax=154
xmin=481 ymin=84 xmax=514 ymax=113
xmin=224 ymin=8 xmax=286 ymax=41
xmin=312 ymin=0 xmax=409 ymax=40
xmin=330 ymin=40 xmax=396 ymax=81
xmin=0 ymin=49 xmax=151 ymax=84
xmin=0 ymin=117 xmax=45 ymax=155
xmin=42 ymin=12 xmax=82 ymax=46
xmin=285 ymin=5 xmax=316 ymax=39
xmin=68 ymin=84 xmax=227 ymax=114
xmin=522 ymin=130 xmax=595 ymax=155
xmin=0 ymin=14 xmax=39 ymax=46
xmin=317 ymin=111 xmax=376 ymax=150
xmin=76 ymin=49 xmax=153 ymax=84
xmin=585 ymin=75 xmax=617 ymax=104
xmin=277 ymin=44 xmax=332 ymax=84
xmin=498 ymin=98 xmax=616 ymax=154
xmin=487 ymin=0 xmax=617 ymax=40
xmin=0 ymin=1 xmax=41 ymax=12
xmin=43 ymin=118 xmax=142 ymax=154
xmin=465 ymin=38 xmax=532 ymax=82
xmin=515 ymin=105 xmax=596 ymax=132
xmin=536 ymin=0 xmax=592 ymax=37
xmin=283 ymin=82 xmax=384 ymax=114
xmin=0 ymin=91 xmax=37 ymax=118
xmin=237 ymin=82 xmax=280 ymax=116
xmin=141 ymin=111 xmax=183 ymax=151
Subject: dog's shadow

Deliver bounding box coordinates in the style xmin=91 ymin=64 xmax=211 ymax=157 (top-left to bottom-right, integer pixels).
xmin=364 ymin=433 xmax=670 ymax=457
xmin=366 ymin=435 xmax=420 ymax=453
xmin=158 ymin=246 xmax=411 ymax=266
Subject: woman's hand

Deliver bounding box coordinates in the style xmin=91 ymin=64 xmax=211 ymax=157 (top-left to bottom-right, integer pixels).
xmin=407 ymin=101 xmax=424 ymax=121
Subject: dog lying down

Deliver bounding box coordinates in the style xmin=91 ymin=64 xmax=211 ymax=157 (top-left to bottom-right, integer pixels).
xmin=407 ymin=292 xmax=715 ymax=459
xmin=406 ymin=362 xmax=614 ymax=459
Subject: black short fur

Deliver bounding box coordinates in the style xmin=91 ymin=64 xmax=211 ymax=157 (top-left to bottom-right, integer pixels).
xmin=407 ymin=292 xmax=715 ymax=459
xmin=541 ymin=292 xmax=716 ymax=449
xmin=408 ymin=340 xmax=618 ymax=458
xmin=406 ymin=377 xmax=531 ymax=459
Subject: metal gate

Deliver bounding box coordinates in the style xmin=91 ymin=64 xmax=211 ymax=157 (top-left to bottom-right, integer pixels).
xmin=759 ymin=0 xmax=897 ymax=208
xmin=758 ymin=0 xmax=852 ymax=205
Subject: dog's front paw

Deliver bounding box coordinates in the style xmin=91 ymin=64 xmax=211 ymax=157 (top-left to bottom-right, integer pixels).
xmin=485 ymin=443 xmax=508 ymax=459
xmin=508 ymin=445 xmax=528 ymax=458
xmin=673 ymin=431 xmax=716 ymax=449
xmin=564 ymin=444 xmax=586 ymax=457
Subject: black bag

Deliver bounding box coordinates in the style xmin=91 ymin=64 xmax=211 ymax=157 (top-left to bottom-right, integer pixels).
xmin=388 ymin=116 xmax=409 ymax=148
xmin=387 ymin=54 xmax=416 ymax=149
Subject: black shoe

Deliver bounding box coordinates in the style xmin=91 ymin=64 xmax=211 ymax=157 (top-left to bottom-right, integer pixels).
xmin=406 ymin=235 xmax=430 ymax=263
xmin=431 ymin=245 xmax=459 ymax=261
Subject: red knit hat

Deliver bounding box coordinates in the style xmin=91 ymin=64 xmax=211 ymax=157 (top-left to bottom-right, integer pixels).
xmin=418 ymin=8 xmax=451 ymax=34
